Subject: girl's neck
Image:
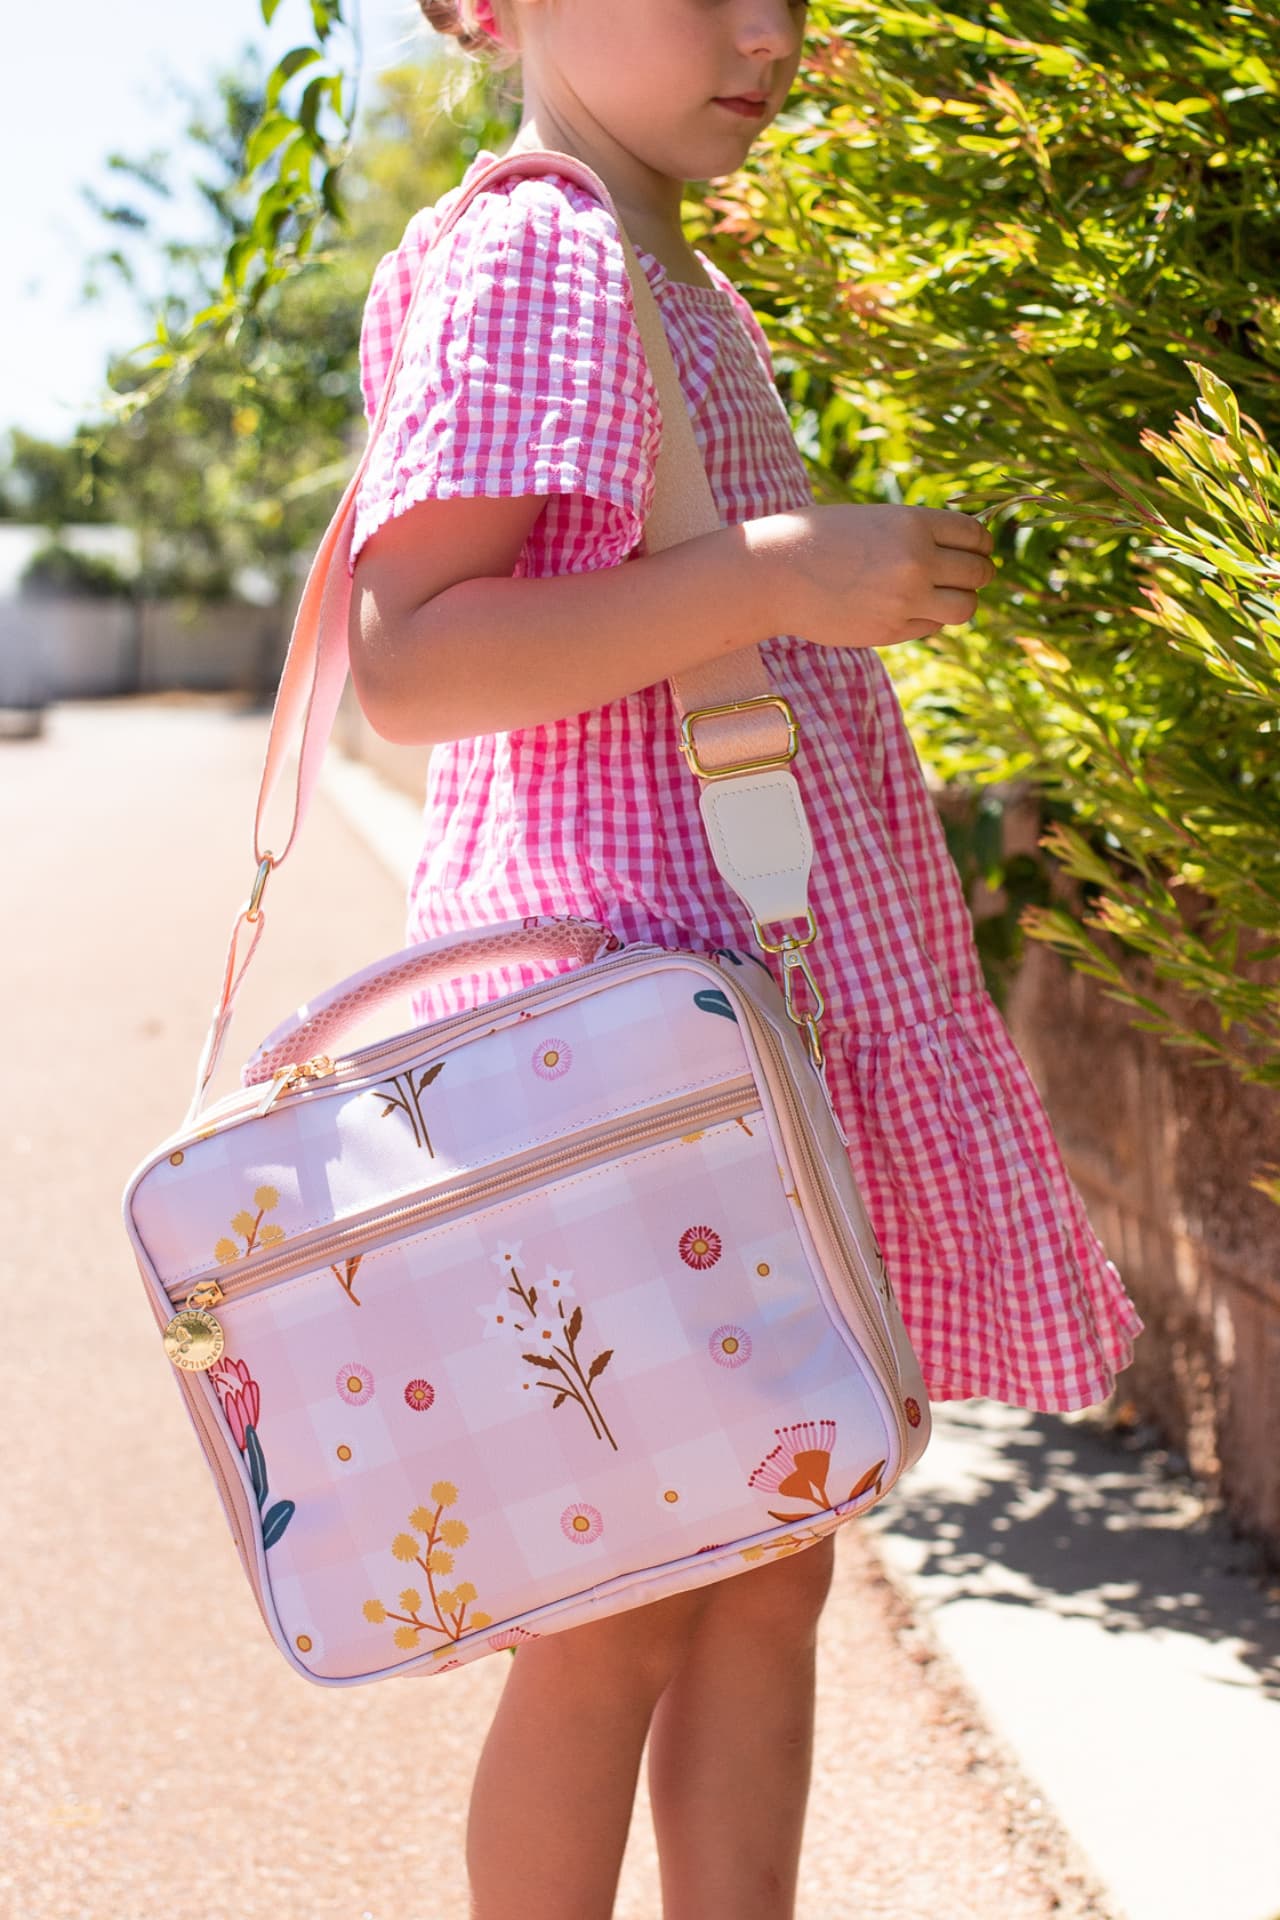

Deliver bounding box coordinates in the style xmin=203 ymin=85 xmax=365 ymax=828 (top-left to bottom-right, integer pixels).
xmin=504 ymin=107 xmax=700 ymax=277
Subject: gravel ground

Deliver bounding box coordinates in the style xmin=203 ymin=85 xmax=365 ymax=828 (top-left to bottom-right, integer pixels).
xmin=3 ymin=697 xmax=1118 ymax=1920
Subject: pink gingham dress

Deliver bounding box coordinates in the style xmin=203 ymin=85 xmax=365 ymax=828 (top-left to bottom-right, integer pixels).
xmin=349 ymin=152 xmax=1143 ymax=1412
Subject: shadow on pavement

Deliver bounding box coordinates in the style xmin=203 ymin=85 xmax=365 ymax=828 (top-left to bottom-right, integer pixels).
xmin=864 ymin=1400 xmax=1280 ymax=1701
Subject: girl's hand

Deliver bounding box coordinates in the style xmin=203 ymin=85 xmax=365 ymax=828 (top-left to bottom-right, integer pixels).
xmin=748 ymin=504 xmax=997 ymax=649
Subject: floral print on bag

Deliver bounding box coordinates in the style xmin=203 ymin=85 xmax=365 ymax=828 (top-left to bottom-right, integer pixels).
xmin=364 ymin=1482 xmax=494 ymax=1654
xmin=209 ymin=1355 xmax=295 ymax=1548
xmin=748 ymin=1419 xmax=887 ymax=1524
xmin=372 ymin=1059 xmax=445 ymax=1154
xmin=485 ymin=1245 xmax=617 ymax=1450
xmin=213 ymin=1186 xmax=286 ymax=1266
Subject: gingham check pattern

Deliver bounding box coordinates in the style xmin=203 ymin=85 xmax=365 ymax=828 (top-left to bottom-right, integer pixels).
xmin=349 ymin=153 xmax=1143 ymax=1411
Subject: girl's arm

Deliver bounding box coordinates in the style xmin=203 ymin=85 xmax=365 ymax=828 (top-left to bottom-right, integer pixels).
xmin=349 ymin=493 xmax=993 ymax=748
xmin=349 ymin=492 xmax=794 ymax=748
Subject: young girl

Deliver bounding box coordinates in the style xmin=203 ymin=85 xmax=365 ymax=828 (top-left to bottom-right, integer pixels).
xmin=347 ymin=3 xmax=1144 ymax=1914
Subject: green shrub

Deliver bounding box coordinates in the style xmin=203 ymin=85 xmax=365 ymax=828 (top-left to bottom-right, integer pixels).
xmin=700 ymin=0 xmax=1280 ymax=1186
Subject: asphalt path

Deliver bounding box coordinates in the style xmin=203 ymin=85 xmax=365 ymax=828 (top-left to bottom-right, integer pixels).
xmin=2 ymin=696 xmax=1114 ymax=1920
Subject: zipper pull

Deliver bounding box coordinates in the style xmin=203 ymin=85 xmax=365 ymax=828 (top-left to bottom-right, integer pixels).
xmin=163 ymin=1280 xmax=227 ymax=1372
xmin=253 ymin=1064 xmax=299 ymax=1119
xmin=252 ymin=1053 xmax=335 ymax=1118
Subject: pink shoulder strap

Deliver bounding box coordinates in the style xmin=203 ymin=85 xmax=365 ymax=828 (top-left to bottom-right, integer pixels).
xmin=189 ymin=142 xmax=807 ymax=1116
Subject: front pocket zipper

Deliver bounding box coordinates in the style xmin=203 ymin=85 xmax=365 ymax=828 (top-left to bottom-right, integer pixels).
xmin=164 ymin=1076 xmax=757 ymax=1322
xmin=158 ymin=948 xmax=906 ymax=1458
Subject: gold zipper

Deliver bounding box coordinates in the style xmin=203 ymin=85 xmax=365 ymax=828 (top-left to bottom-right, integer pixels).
xmin=737 ymin=998 xmax=907 ymax=1430
xmin=161 ymin=944 xmax=904 ymax=1445
xmin=168 ymin=945 xmax=666 ymax=1149
xmin=164 ymin=1076 xmax=758 ymax=1317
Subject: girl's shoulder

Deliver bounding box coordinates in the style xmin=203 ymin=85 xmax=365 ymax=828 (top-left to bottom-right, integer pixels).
xmin=360 ymin=152 xmax=634 ymax=421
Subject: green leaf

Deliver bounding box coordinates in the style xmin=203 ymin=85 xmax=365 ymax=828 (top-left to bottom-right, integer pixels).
xmin=266 ymin=46 xmax=324 ymax=109
xmin=244 ymin=112 xmax=296 ymax=175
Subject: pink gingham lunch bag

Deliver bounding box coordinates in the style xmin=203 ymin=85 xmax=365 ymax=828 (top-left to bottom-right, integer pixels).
xmin=121 ymin=146 xmax=931 ymax=1689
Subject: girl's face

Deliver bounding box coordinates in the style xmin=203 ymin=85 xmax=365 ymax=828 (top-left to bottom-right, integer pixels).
xmin=515 ymin=0 xmax=809 ymax=186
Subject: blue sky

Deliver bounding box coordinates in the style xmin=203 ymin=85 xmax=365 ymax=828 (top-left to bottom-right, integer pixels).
xmin=4 ymin=0 xmax=435 ymax=444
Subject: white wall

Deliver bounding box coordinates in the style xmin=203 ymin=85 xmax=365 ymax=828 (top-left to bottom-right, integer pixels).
xmin=0 ymin=596 xmax=285 ymax=702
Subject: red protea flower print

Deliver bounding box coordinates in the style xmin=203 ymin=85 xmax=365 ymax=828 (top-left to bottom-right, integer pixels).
xmin=904 ymin=1397 xmax=922 ymax=1429
xmin=679 ymin=1225 xmax=722 ymax=1269
xmin=749 ymin=1420 xmax=837 ymax=1506
xmin=209 ymin=1356 xmax=260 ymax=1450
xmin=560 ymin=1502 xmax=604 ymax=1545
xmin=337 ymin=1363 xmax=375 ymax=1406
xmin=531 ymin=1037 xmax=573 ymax=1080
xmin=709 ymin=1323 xmax=752 ymax=1368
xmin=405 ymin=1380 xmax=435 ymax=1412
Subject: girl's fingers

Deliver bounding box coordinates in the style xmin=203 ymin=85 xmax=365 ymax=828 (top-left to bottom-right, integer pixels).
xmin=932 ymin=548 xmax=996 ymax=591
xmin=918 ymin=506 xmax=994 ymax=555
xmin=920 ymin=586 xmax=980 ymax=628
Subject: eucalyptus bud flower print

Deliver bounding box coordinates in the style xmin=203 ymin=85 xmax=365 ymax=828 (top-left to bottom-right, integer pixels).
xmin=748 ymin=1420 xmax=886 ymax=1525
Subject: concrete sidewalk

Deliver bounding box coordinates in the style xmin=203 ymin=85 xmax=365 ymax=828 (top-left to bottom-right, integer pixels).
xmin=5 ymin=693 xmax=1269 ymax=1920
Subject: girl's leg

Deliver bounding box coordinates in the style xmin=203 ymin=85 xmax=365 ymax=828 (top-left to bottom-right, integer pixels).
xmin=466 ymin=1584 xmax=710 ymax=1920
xmin=646 ymin=1535 xmax=837 ymax=1920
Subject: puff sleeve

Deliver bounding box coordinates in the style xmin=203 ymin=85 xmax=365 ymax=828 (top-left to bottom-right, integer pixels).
xmin=350 ymin=173 xmax=661 ymax=572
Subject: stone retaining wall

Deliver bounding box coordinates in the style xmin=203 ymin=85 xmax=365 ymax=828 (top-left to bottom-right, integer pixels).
xmin=1007 ymin=940 xmax=1280 ymax=1555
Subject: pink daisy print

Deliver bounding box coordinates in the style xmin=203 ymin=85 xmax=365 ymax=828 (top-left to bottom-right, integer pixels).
xmin=531 ymin=1037 xmax=573 ymax=1080
xmin=560 ymin=1502 xmax=604 ymax=1545
xmin=679 ymin=1225 xmax=722 ymax=1269
xmin=404 ymin=1379 xmax=435 ymax=1412
xmin=709 ymin=1324 xmax=752 ymax=1368
xmin=336 ymin=1363 xmax=375 ymax=1406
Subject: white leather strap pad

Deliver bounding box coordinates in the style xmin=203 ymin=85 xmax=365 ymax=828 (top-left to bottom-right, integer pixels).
xmin=698 ymin=770 xmax=814 ymax=927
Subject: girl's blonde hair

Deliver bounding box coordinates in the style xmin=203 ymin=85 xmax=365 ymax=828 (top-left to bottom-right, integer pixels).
xmin=419 ymin=1 xmax=522 ymax=72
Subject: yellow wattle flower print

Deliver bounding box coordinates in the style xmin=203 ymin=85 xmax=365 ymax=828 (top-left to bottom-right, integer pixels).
xmin=214 ymin=1185 xmax=287 ymax=1264
xmin=365 ymin=1486 xmax=491 ymax=1657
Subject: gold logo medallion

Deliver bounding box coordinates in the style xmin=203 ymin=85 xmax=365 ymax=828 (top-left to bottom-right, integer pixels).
xmin=163 ymin=1307 xmax=226 ymax=1372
